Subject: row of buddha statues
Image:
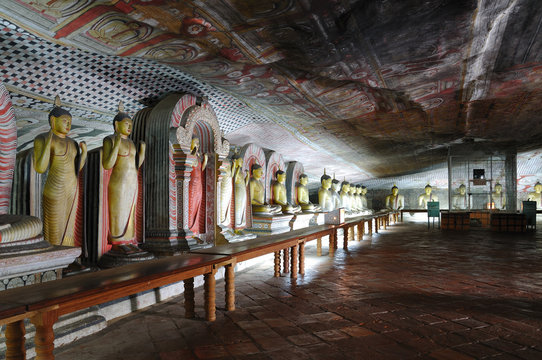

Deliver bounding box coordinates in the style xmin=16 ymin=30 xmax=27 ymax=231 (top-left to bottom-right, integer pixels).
xmin=317 ymin=173 xmax=370 ymax=214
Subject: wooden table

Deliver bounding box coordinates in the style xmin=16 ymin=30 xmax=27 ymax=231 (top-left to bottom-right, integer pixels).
xmin=0 ymin=253 xmax=230 ymax=360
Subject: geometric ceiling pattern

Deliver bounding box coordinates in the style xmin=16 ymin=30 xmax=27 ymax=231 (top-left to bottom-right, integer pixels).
xmin=2 ymin=0 xmax=542 ymax=190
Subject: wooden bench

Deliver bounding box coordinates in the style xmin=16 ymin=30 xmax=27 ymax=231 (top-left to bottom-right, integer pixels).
xmin=0 ymin=253 xmax=230 ymax=360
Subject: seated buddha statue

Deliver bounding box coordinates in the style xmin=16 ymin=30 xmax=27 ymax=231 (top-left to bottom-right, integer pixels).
xmin=418 ymin=184 xmax=438 ymax=209
xmin=527 ymin=182 xmax=542 ymax=209
xmin=249 ymin=164 xmax=282 ymax=215
xmin=331 ymin=178 xmax=341 ymax=210
xmin=385 ymin=185 xmax=404 ymax=211
xmin=339 ymin=181 xmax=351 ymax=211
xmin=348 ymin=185 xmax=358 ymax=212
xmin=296 ymin=174 xmax=321 ymax=213
xmin=491 ymin=183 xmax=506 ymax=210
xmin=452 ymin=184 xmax=468 ymax=210
xmin=354 ymin=185 xmax=363 ymax=211
xmin=318 ymin=173 xmax=333 ymax=211
xmin=360 ymin=186 xmax=368 ymax=210
xmin=272 ymin=170 xmax=302 ymax=214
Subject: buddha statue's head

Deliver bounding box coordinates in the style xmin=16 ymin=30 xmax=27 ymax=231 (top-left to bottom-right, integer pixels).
xmin=424 ymin=184 xmax=432 ymax=195
xmin=361 ymin=186 xmax=367 ymax=195
xmin=320 ymin=174 xmax=331 ymax=190
xmin=232 ymin=153 xmax=243 ymax=168
xmin=113 ymin=112 xmax=132 ymax=137
xmin=458 ymin=184 xmax=466 ymax=195
xmin=356 ymin=185 xmax=362 ymax=194
xmin=275 ymin=170 xmax=286 ymax=184
xmin=49 ymin=103 xmax=72 ymax=137
xmin=252 ymin=164 xmax=263 ymax=180
xmin=299 ymin=174 xmax=308 ymax=186
xmin=341 ymin=181 xmax=350 ymax=193
xmin=331 ymin=179 xmax=340 ymax=191
xmin=494 ymin=183 xmax=503 ymax=194
xmin=391 ymin=186 xmax=399 ymax=196
xmin=190 ymin=136 xmax=200 ymax=155
xmin=535 ymin=182 xmax=542 ymax=193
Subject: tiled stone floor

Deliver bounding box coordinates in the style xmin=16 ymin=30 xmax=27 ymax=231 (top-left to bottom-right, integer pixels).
xmin=55 ymin=220 xmax=542 ymax=359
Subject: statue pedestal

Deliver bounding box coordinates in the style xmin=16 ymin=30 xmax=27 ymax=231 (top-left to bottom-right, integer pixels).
xmin=290 ymin=213 xmax=326 ymax=230
xmin=222 ymin=229 xmax=257 ymax=243
xmin=141 ymin=232 xmax=202 ymax=256
xmin=246 ymin=214 xmax=294 ymax=235
xmin=98 ymin=248 xmax=155 ymax=269
xmin=0 ymin=243 xmax=81 ymax=288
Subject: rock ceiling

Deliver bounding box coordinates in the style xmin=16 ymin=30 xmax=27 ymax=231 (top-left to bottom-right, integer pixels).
xmin=1 ymin=0 xmax=542 ymax=187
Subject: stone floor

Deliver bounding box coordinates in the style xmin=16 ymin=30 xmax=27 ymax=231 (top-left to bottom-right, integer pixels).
xmin=55 ymin=219 xmax=542 ymax=360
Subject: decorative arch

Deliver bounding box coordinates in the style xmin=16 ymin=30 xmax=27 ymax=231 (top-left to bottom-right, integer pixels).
xmin=264 ymin=151 xmax=285 ymax=203
xmin=286 ymin=161 xmax=304 ymax=205
xmin=0 ymin=82 xmax=17 ymax=214
xmin=132 ymin=93 xmax=229 ymax=251
xmin=240 ymin=143 xmax=266 ymax=178
xmin=176 ymin=98 xmax=229 ymax=156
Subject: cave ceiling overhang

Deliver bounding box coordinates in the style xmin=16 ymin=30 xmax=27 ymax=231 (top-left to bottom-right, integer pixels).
xmin=1 ymin=0 xmax=542 ymax=185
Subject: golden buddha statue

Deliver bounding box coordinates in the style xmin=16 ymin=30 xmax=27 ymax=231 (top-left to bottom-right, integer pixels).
xmin=348 ymin=185 xmax=358 ymax=212
xmin=219 ymin=160 xmax=233 ymax=227
xmin=418 ymin=184 xmax=438 ymax=209
xmin=296 ymin=174 xmax=321 ymax=213
xmin=339 ymin=181 xmax=351 ymax=211
xmin=491 ymin=183 xmax=506 ymax=210
xmin=331 ymin=178 xmax=341 ymax=210
xmin=318 ymin=172 xmax=333 ymax=211
xmin=385 ymin=185 xmax=404 ymax=211
xmin=188 ymin=136 xmax=208 ymax=234
xmin=249 ymin=164 xmax=282 ymax=215
xmin=34 ymin=96 xmax=87 ymax=246
xmin=360 ymin=186 xmax=368 ymax=210
xmin=527 ymin=182 xmax=542 ymax=209
xmin=232 ymin=153 xmax=249 ymax=227
xmin=452 ymin=184 xmax=468 ymax=210
xmin=102 ymin=104 xmax=145 ymax=251
xmin=272 ymin=170 xmax=302 ymax=214
xmin=354 ymin=185 xmax=363 ymax=211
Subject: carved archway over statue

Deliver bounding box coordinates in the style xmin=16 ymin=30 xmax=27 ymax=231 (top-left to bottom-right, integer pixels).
xmin=264 ymin=151 xmax=285 ymax=204
xmin=286 ymin=161 xmax=304 ymax=205
xmin=132 ymin=93 xmax=228 ymax=253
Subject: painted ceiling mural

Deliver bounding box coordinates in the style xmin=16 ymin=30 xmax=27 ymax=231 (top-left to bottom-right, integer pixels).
xmin=1 ymin=0 xmax=542 ymax=189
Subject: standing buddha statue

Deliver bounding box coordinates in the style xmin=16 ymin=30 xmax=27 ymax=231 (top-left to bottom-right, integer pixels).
xmin=33 ymin=96 xmax=87 ymax=246
xmin=188 ymin=136 xmax=208 ymax=234
xmin=232 ymin=153 xmax=249 ymax=227
xmin=102 ymin=102 xmax=145 ymax=252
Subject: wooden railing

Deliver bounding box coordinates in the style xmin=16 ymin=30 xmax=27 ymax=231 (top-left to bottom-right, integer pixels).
xmin=0 ymin=213 xmax=393 ymax=360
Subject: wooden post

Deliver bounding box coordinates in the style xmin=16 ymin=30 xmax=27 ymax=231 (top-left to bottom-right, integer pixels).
xmin=204 ymin=269 xmax=217 ymax=321
xmin=290 ymin=245 xmax=298 ymax=279
xmin=31 ymin=310 xmax=59 ymax=360
xmin=299 ymin=242 xmax=305 ymax=275
xmin=329 ymin=230 xmax=336 ymax=257
xmin=316 ymin=237 xmax=322 ymax=256
xmin=357 ymin=222 xmax=363 ymax=241
xmin=283 ymin=247 xmax=290 ymax=273
xmin=343 ymin=226 xmax=348 ymax=250
xmin=225 ymin=264 xmax=235 ymax=311
xmin=274 ymin=251 xmax=281 ymax=277
xmin=375 ymin=218 xmax=378 ymax=233
xmin=184 ymin=277 xmax=195 ymax=318
xmin=5 ymin=320 xmax=25 ymax=360
xmin=368 ymin=218 xmax=373 ymax=235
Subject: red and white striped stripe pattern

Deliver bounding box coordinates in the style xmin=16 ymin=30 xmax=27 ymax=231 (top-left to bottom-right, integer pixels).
xmin=0 ymin=83 xmax=17 ymax=215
